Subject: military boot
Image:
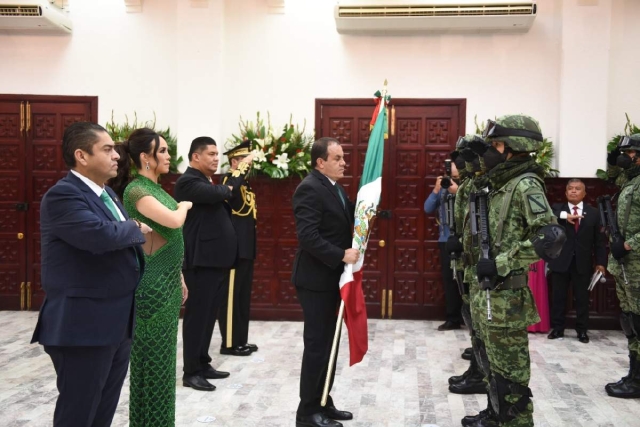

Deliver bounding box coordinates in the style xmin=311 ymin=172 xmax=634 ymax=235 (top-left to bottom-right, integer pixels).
xmin=606 ymin=353 xmax=640 ymax=398
xmin=605 ymin=352 xmax=635 ymax=390
xmin=449 ymin=351 xmax=477 ymax=385
xmin=461 ymin=402 xmax=498 ymax=427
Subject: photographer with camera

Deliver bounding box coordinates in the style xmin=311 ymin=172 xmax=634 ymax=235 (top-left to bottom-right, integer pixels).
xmin=424 ymin=159 xmax=462 ymax=331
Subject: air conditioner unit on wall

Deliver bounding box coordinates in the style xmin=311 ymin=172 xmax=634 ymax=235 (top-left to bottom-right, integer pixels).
xmin=335 ymin=0 xmax=537 ymax=35
xmin=0 ymin=0 xmax=72 ymax=34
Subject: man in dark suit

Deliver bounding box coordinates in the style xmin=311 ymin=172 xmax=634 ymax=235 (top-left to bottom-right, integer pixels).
xmin=31 ymin=122 xmax=148 ymax=427
xmin=175 ymin=136 xmax=253 ymax=391
xmin=549 ymin=178 xmax=607 ymax=343
xmin=292 ymin=137 xmax=359 ymax=427
xmin=218 ymin=141 xmax=259 ymax=356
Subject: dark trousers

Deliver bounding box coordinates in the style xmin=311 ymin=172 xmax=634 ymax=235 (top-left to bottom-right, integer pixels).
xmin=219 ymin=258 xmax=255 ymax=347
xmin=44 ymin=338 xmax=132 ymax=427
xmin=439 ymin=242 xmax=462 ymax=323
xmin=182 ymin=267 xmax=229 ymax=375
xmin=551 ymin=261 xmax=591 ymax=333
xmin=296 ymin=287 xmax=340 ymax=416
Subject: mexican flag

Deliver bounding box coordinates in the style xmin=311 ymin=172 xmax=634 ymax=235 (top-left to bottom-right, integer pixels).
xmin=339 ymin=90 xmax=388 ymax=366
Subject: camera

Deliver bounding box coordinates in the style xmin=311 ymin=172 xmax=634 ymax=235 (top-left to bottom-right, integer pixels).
xmin=441 ymin=160 xmax=452 ymax=189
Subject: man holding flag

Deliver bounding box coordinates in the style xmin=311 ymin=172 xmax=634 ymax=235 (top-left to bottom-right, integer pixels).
xmin=292 ymin=136 xmax=358 ymax=427
xmin=292 ymin=88 xmax=389 ymax=427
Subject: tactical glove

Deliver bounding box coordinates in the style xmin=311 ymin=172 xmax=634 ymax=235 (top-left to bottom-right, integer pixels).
xmin=446 ymin=235 xmax=463 ymax=258
xmin=611 ymin=238 xmax=630 ymax=260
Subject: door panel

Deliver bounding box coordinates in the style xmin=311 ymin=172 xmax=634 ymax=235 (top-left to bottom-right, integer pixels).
xmin=316 ymin=99 xmax=465 ymax=320
xmin=0 ymin=95 xmax=97 ymax=311
xmin=27 ymin=101 xmax=92 ymax=310
xmin=0 ymin=101 xmax=27 ymax=310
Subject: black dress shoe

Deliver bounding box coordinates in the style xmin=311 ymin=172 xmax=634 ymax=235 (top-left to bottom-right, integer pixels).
xmin=449 ymin=372 xmax=486 ymax=395
xmin=577 ymin=331 xmax=590 ymax=343
xmin=461 ymin=347 xmax=472 ymax=360
xmin=220 ymin=345 xmax=252 ymax=356
xmin=323 ymin=405 xmax=353 ymax=421
xmin=242 ymin=343 xmax=258 ymax=352
xmin=296 ymin=412 xmax=343 ymax=427
xmin=182 ymin=374 xmax=216 ymax=391
xmin=202 ymin=365 xmax=230 ymax=379
xmin=437 ymin=321 xmax=461 ymax=331
xmin=547 ymin=329 xmax=564 ymax=339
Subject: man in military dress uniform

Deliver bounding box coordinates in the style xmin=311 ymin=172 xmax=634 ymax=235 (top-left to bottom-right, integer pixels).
xmin=604 ymin=134 xmax=640 ymax=398
xmin=219 ymin=140 xmax=259 ymax=356
xmin=465 ymin=115 xmax=565 ymax=427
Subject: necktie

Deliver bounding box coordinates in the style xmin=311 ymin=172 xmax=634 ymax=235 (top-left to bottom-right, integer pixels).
xmin=573 ymin=206 xmax=579 ymax=232
xmin=336 ymin=186 xmax=346 ymax=209
xmin=101 ymin=190 xmax=121 ymax=221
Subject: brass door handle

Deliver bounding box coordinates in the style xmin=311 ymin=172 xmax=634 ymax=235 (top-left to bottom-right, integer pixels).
xmin=379 ymin=240 xmax=385 ymax=247
xmin=20 ymin=282 xmax=25 ymax=310
xmin=391 ymin=105 xmax=395 ymax=136
xmin=388 ymin=290 xmax=393 ymax=319
xmin=27 ymin=282 xmax=32 ymax=310
xmin=17 ymin=232 xmax=24 ymax=240
xmin=26 ymin=101 xmax=31 ymax=132
xmin=381 ymin=289 xmax=386 ymax=319
xmin=20 ymin=102 xmax=25 ymax=134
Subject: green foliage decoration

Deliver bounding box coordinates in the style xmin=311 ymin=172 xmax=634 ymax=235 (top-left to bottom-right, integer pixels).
xmin=104 ymin=111 xmax=183 ymax=173
xmin=226 ymin=112 xmax=314 ymax=179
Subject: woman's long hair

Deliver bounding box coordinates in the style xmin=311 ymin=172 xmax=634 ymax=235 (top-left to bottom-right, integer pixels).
xmin=108 ymin=128 xmax=162 ymax=199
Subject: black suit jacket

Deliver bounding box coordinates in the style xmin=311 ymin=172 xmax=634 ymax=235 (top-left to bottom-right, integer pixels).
xmin=174 ymin=166 xmax=247 ymax=269
xmin=291 ymin=170 xmax=355 ymax=292
xmin=549 ymin=202 xmax=607 ymax=274
xmin=32 ymin=172 xmax=145 ymax=346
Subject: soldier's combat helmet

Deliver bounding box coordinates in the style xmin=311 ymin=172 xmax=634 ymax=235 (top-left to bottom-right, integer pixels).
xmin=617 ymin=134 xmax=640 ymax=152
xmin=482 ymin=114 xmax=544 ymax=153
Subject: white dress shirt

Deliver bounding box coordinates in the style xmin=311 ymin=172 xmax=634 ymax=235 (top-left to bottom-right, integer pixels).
xmin=559 ymin=201 xmax=583 ymax=220
xmin=70 ymin=169 xmax=125 ymax=221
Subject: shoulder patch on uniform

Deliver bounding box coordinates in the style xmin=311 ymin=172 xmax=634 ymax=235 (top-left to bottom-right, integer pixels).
xmin=527 ymin=194 xmax=547 ymax=214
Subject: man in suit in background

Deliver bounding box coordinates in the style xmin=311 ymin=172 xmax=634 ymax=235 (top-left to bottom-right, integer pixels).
xmin=292 ymin=137 xmax=358 ymax=427
xmin=32 ymin=122 xmax=149 ymax=427
xmin=548 ymin=178 xmax=607 ymax=343
xmin=175 ymin=137 xmax=253 ymax=391
xmin=218 ymin=141 xmax=259 ymax=356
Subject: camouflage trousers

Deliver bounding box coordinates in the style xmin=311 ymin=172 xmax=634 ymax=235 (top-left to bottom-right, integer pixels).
xmin=612 ymin=267 xmax=640 ymax=358
xmin=483 ymin=325 xmax=533 ymax=427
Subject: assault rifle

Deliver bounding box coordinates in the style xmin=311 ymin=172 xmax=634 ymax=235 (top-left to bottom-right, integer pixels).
xmin=597 ymin=195 xmax=628 ymax=285
xmin=445 ymin=193 xmax=465 ymax=295
xmin=470 ymin=188 xmax=493 ymax=321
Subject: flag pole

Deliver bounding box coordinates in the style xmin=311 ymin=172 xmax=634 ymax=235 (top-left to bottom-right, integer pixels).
xmin=321 ymin=80 xmax=388 ymax=407
xmin=321 ymin=299 xmax=345 ymax=407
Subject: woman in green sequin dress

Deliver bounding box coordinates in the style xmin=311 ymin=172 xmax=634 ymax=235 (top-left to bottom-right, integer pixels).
xmin=110 ymin=128 xmax=192 ymax=427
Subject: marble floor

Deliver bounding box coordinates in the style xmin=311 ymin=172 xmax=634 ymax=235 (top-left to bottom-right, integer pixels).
xmin=1 ymin=312 xmax=640 ymax=427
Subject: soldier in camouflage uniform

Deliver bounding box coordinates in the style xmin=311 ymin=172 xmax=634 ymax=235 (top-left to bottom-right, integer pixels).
xmin=604 ymin=134 xmax=640 ymax=399
xmin=447 ymin=135 xmax=487 ymax=398
xmin=464 ymin=115 xmax=564 ymax=427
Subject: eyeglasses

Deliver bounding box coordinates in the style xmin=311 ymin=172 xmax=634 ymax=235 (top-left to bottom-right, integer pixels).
xmin=482 ymin=119 xmax=543 ymax=142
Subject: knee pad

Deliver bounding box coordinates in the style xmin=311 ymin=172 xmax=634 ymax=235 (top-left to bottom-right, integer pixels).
xmin=621 ymin=312 xmax=636 ymax=338
xmin=488 ymin=372 xmax=532 ymax=424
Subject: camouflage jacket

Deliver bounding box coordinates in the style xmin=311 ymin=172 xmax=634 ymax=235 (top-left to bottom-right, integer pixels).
xmin=474 ymin=174 xmax=555 ymax=327
xmin=609 ymin=174 xmax=640 ymax=273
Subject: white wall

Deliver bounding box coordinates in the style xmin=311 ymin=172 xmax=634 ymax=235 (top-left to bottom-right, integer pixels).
xmin=1 ymin=0 xmax=639 ymax=176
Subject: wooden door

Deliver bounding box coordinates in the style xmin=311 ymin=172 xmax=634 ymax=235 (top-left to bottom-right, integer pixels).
xmin=0 ymin=95 xmax=97 ymax=311
xmin=316 ymin=99 xmax=465 ymax=320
